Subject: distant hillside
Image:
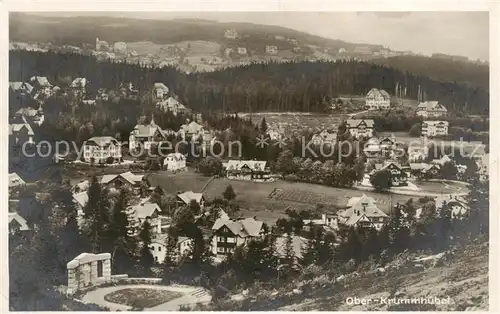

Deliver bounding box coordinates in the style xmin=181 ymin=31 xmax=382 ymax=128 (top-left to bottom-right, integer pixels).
xmin=9 ymin=13 xmax=378 ymax=52
xmin=374 ymin=55 xmax=489 ymax=91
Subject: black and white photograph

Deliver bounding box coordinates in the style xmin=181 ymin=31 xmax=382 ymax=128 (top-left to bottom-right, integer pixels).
xmin=5 ymin=5 xmax=493 ymax=312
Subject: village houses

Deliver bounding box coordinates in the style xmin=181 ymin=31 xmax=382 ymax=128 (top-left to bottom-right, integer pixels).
xmin=29 ymin=76 xmax=54 ymax=98
xmin=211 ymin=217 xmax=264 ymax=256
xmin=9 ymin=116 xmax=35 ymax=145
xmin=156 ymin=96 xmax=187 ymax=116
xmin=224 ymin=29 xmax=239 ymax=39
xmin=129 ymin=116 xmax=172 ymax=151
xmin=9 ymin=173 xmax=26 ymax=190
xmin=83 ymin=136 xmax=122 ymax=164
xmin=369 ymin=161 xmax=409 ymax=186
xmin=265 ymin=45 xmax=279 ymax=55
xmin=224 ymin=160 xmax=272 ymax=182
xmin=421 ymin=120 xmax=449 ymax=137
xmin=178 ymin=120 xmax=204 ymax=140
xmin=150 ymin=234 xmax=193 ymax=263
xmin=119 ymin=82 xmax=139 ymax=100
xmin=15 ymin=105 xmax=44 ymax=126
xmin=10 ymin=81 xmax=34 ymax=96
xmin=365 ymin=88 xmax=391 ymax=110
xmin=163 ymin=153 xmax=187 ymax=172
xmin=100 ymin=171 xmax=145 ymax=192
xmin=335 ymin=194 xmax=389 ymax=230
xmin=311 ymin=130 xmax=337 ymax=146
xmin=409 ymin=163 xmax=441 ymax=179
xmin=416 ymin=101 xmax=448 ymax=117
xmin=152 ymin=82 xmax=170 ymax=100
xmin=346 ymin=119 xmax=375 ymax=138
xmin=363 ymin=135 xmax=400 ymax=160
xmin=70 ymin=77 xmax=88 ymax=97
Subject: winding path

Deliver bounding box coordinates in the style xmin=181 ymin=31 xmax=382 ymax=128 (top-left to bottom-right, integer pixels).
xmin=80 ymin=284 xmax=211 ymax=311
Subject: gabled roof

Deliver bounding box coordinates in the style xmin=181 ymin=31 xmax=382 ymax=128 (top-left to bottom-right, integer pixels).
xmin=9 ymin=121 xmax=34 ymax=136
xmin=86 ymin=136 xmax=119 ymax=147
xmin=10 ymin=82 xmax=34 ymax=93
xmin=212 ymin=217 xmax=264 ymax=238
xmin=366 ymin=88 xmax=390 ymax=100
xmin=338 ymin=194 xmax=388 ymax=225
xmin=130 ymin=202 xmax=161 ymax=220
xmin=225 ymin=160 xmax=268 ymax=171
xmin=275 ymin=235 xmax=308 ymax=259
xmin=180 ymin=121 xmax=204 ymax=134
xmin=177 ymin=191 xmax=204 ymax=205
xmin=72 ymin=180 xmax=89 ymax=192
xmin=417 ymin=101 xmax=447 ymax=112
xmin=101 ymin=171 xmax=144 ymax=186
xmin=434 ymin=195 xmax=468 ymax=217
xmin=165 ymin=153 xmax=186 ymax=161
xmin=153 ymin=82 xmax=169 ymax=93
xmin=30 ymin=76 xmax=52 ymax=87
xmin=9 ymin=173 xmax=26 ymax=188
xmin=16 ymin=107 xmax=40 ymax=117
xmin=8 ymin=212 xmax=30 ymax=231
xmin=131 ymin=123 xmax=167 ymax=138
xmin=346 ymin=119 xmax=375 ymax=128
xmin=73 ymin=191 xmax=89 ymax=208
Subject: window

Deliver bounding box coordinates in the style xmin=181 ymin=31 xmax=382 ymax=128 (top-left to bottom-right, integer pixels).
xmin=217 ymin=247 xmax=224 ymax=253
xmin=97 ymin=260 xmax=103 ymax=277
xmin=155 ymin=256 xmax=158 ymax=262
xmin=227 ymin=237 xmax=236 ymax=243
xmin=158 ymin=246 xmax=162 ymax=252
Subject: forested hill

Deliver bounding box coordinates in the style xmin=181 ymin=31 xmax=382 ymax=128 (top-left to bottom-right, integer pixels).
xmin=10 ymin=50 xmax=489 ymax=115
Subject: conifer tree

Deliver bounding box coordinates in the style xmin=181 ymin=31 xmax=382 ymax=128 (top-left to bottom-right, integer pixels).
xmin=138 ymin=219 xmax=154 ymax=276
xmin=83 ymin=176 xmax=111 ymax=253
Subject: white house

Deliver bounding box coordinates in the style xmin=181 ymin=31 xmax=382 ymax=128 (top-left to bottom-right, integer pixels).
xmin=335 ymin=194 xmax=389 ymax=230
xmin=9 ymin=117 xmax=35 ymax=145
xmin=8 ymin=212 xmax=31 ymax=235
xmin=179 ymin=121 xmax=204 ymax=140
xmin=266 ymin=127 xmax=283 ymax=141
xmin=417 ymin=101 xmax=448 ymax=117
xmin=83 ymin=136 xmax=122 ymax=164
xmin=9 ymin=173 xmax=26 ymax=189
xmin=421 ymin=120 xmax=449 ymax=137
xmin=70 ymin=77 xmax=88 ymax=96
xmin=150 ymin=234 xmax=193 ymax=263
xmin=346 ymin=119 xmax=375 ymax=138
xmin=211 ymin=217 xmax=264 ymax=256
xmin=265 ymin=45 xmax=279 ymax=55
xmin=153 ymin=82 xmax=170 ymax=99
xmin=224 ymin=29 xmax=239 ymax=39
xmin=365 ymin=88 xmax=391 ymax=110
xmin=163 ymin=153 xmax=187 ymax=171
xmin=237 ymin=47 xmax=247 ymax=55
xmin=100 ymin=171 xmax=145 ymax=191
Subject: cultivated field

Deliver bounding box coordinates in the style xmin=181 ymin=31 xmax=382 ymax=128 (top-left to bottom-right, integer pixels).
xmin=147 ymin=170 xmax=417 ymax=225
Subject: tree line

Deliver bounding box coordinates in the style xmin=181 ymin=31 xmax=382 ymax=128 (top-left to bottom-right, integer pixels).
xmin=10 ymin=50 xmax=489 ymax=115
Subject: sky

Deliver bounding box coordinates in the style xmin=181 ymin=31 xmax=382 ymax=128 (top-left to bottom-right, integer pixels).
xmin=30 ymin=12 xmax=489 ymax=61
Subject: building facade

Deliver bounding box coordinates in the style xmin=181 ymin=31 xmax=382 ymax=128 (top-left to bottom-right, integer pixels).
xmin=421 ymin=120 xmax=449 ymax=137
xmin=365 ymin=88 xmax=390 ymax=110
xmin=416 ymin=101 xmax=448 ymax=117
xmin=346 ymin=119 xmax=375 ymax=138
xmin=83 ymin=136 xmax=122 ymax=164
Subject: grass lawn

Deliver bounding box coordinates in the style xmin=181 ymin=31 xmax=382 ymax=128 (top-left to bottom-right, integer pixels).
xmin=146 ymin=169 xmax=417 ymax=225
xmin=104 ymin=288 xmax=183 ymax=308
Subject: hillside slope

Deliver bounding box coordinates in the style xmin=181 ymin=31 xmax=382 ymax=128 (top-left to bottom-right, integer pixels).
xmin=207 ymin=240 xmax=488 ymax=311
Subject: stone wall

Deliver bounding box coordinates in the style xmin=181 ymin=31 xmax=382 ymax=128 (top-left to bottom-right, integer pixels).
xmin=67 ymin=252 xmax=111 ymax=295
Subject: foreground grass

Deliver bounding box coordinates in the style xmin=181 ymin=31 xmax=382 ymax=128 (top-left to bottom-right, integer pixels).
xmin=104 ymin=288 xmax=183 ymax=308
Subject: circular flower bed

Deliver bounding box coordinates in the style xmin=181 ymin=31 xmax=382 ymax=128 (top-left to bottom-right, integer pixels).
xmin=104 ymin=288 xmax=183 ymax=308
